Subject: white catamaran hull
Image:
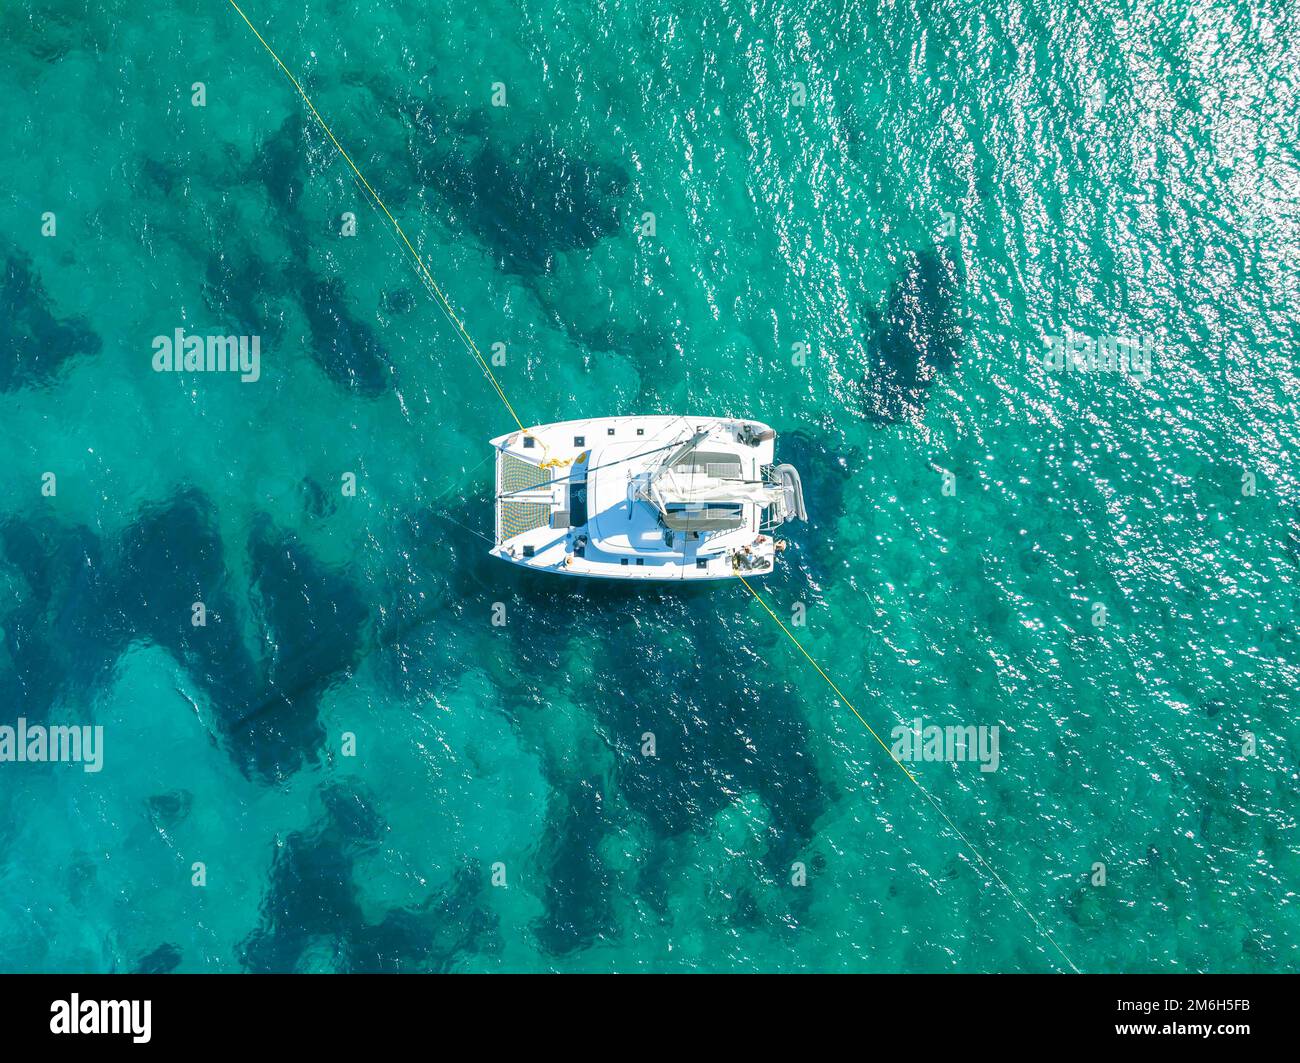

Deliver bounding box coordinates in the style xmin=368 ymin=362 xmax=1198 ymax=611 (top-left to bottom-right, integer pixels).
xmin=490 ymin=415 xmax=804 ymax=581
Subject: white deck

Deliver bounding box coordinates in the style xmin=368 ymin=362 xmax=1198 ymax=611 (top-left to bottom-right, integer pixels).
xmin=490 ymin=415 xmax=782 ymax=581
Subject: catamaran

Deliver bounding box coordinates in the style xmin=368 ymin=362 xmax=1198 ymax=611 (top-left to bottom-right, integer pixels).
xmin=490 ymin=416 xmax=805 ymax=580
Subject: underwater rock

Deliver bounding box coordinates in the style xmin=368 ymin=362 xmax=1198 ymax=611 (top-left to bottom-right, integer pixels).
xmin=146 ymin=789 xmax=193 ymax=830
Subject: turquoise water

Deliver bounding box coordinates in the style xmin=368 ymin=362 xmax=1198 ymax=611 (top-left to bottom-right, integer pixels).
xmin=1 ymin=0 xmax=1297 ymax=972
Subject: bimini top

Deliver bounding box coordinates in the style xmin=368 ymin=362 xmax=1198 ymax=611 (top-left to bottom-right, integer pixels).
xmin=645 ymin=448 xmax=786 ymax=532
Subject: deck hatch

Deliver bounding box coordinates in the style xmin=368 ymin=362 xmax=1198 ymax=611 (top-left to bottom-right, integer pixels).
xmin=569 ymin=483 xmax=588 ymax=526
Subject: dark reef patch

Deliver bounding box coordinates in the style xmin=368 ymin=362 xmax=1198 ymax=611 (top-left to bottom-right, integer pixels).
xmin=2 ymin=1 xmax=111 ymax=69
xmin=111 ymin=490 xmax=255 ymax=711
xmin=392 ymin=90 xmax=628 ymax=273
xmin=532 ymin=781 xmax=617 ymax=955
xmin=0 ymin=490 xmax=254 ymax=733
xmin=141 ymin=156 xmax=179 ymax=197
xmin=240 ymin=781 xmax=497 ymax=972
xmin=201 ymin=238 xmax=290 ymax=346
xmin=240 ymin=89 xmax=627 ymax=398
xmin=0 ymin=520 xmax=118 ymax=724
xmin=519 ymin=583 xmax=830 ymax=952
xmin=298 ymin=475 xmax=337 ymax=520
xmin=244 ymin=117 xmax=394 ymax=396
xmin=249 ymin=113 xmax=311 ymax=222
xmin=302 ymin=277 xmax=395 ymax=396
xmin=440 ymin=135 xmax=628 ymax=273
xmin=0 ymin=247 xmax=102 ymax=392
xmin=856 ymin=244 xmax=962 ymax=423
xmin=607 ymin=588 xmax=827 ymax=854
xmin=225 ymin=516 xmax=370 ymax=780
xmin=0 ymin=489 xmax=369 ymax=783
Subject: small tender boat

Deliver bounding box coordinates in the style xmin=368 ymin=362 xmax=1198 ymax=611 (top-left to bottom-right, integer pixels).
xmin=490 ymin=415 xmax=805 ymax=580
